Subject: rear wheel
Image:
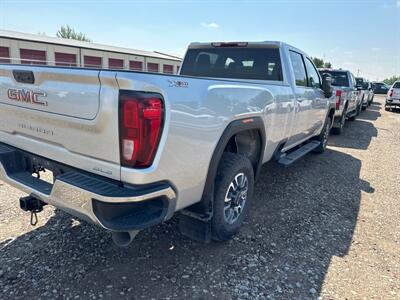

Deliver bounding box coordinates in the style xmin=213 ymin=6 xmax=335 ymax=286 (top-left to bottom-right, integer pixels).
xmin=356 ymin=101 xmax=362 ymax=116
xmin=331 ymin=111 xmax=346 ymax=135
xmin=348 ymin=108 xmax=356 ymax=121
xmin=313 ymin=116 xmax=331 ymax=154
xmin=212 ymin=153 xmax=254 ymax=241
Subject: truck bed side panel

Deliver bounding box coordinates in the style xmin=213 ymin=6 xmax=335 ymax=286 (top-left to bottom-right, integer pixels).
xmin=116 ymin=72 xmax=293 ymax=210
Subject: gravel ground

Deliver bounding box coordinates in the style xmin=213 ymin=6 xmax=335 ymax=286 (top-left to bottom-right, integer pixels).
xmin=0 ymin=95 xmax=399 ymax=299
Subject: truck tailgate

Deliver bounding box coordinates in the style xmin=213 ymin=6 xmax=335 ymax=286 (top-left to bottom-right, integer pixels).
xmin=0 ymin=66 xmax=100 ymax=119
xmin=0 ymin=65 xmax=121 ymax=180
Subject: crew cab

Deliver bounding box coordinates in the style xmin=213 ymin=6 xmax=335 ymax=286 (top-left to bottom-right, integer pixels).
xmin=318 ymin=68 xmax=359 ymax=134
xmin=0 ymin=41 xmax=334 ymax=246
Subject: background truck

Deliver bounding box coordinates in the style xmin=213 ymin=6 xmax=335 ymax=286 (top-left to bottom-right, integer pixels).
xmin=318 ymin=68 xmax=360 ymax=134
xmin=0 ymin=41 xmax=334 ymax=246
xmin=385 ymin=81 xmax=400 ymax=110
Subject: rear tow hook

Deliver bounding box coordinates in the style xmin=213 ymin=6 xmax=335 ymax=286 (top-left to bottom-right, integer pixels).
xmin=19 ymin=195 xmax=47 ymax=226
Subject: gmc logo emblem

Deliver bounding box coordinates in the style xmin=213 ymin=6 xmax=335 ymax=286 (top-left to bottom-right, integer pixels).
xmin=7 ymin=88 xmax=48 ymax=106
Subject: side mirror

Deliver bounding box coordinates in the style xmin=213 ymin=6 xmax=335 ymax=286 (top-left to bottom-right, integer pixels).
xmin=322 ymin=73 xmax=333 ymax=98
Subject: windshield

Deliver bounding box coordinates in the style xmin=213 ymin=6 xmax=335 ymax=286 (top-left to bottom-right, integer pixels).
xmin=180 ymin=47 xmax=282 ymax=81
xmin=320 ymin=71 xmax=349 ymax=87
xmin=393 ymin=82 xmax=400 ymax=88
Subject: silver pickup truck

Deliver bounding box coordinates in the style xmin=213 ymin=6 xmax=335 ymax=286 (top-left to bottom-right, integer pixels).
xmin=0 ymin=41 xmax=334 ymax=246
xmin=318 ymin=68 xmax=361 ymax=134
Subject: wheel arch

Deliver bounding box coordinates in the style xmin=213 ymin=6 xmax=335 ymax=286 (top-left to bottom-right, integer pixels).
xmin=187 ymin=116 xmax=266 ymax=216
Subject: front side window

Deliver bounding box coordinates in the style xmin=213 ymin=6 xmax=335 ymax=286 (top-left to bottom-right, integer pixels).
xmin=305 ymin=58 xmax=321 ymax=88
xmin=289 ymin=51 xmax=307 ymax=87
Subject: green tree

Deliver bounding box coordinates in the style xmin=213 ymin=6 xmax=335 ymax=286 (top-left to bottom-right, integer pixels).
xmin=383 ymin=75 xmax=400 ymax=85
xmin=312 ymin=57 xmax=332 ymax=69
xmin=324 ymin=61 xmax=332 ymax=68
xmin=56 ymin=25 xmax=91 ymax=42
xmin=312 ymin=57 xmax=324 ymax=68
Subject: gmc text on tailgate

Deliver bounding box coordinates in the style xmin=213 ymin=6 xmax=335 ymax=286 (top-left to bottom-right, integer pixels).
xmin=0 ymin=41 xmax=334 ymax=246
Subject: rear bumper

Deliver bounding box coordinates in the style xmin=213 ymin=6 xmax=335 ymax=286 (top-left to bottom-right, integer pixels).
xmin=386 ymin=98 xmax=400 ymax=107
xmin=0 ymin=142 xmax=176 ymax=232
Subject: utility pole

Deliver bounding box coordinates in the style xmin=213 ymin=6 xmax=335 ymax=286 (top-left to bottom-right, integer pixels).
xmin=357 ymin=69 xmax=360 ymax=76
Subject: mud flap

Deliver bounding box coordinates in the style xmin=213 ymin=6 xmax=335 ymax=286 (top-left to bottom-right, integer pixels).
xmin=179 ymin=211 xmax=212 ymax=243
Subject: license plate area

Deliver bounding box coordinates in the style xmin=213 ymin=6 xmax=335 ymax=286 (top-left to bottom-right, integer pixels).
xmin=0 ymin=142 xmax=75 ymax=195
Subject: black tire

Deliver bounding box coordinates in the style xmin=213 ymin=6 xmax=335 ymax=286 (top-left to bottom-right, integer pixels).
xmin=369 ymin=96 xmax=374 ymax=106
xmin=331 ymin=111 xmax=346 ymax=135
xmin=362 ymin=105 xmax=367 ymax=111
xmin=212 ymin=153 xmax=254 ymax=241
xmin=348 ymin=113 xmax=356 ymax=121
xmin=312 ymin=116 xmax=331 ymax=154
xmin=356 ymin=101 xmax=362 ymax=116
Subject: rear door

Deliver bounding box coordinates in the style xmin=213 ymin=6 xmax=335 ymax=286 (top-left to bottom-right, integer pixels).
xmin=348 ymin=72 xmax=358 ymax=111
xmin=286 ymin=50 xmax=314 ymax=146
xmin=303 ymin=57 xmax=326 ymax=132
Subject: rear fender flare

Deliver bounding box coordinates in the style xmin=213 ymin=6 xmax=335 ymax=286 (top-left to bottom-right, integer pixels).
xmin=188 ymin=117 xmax=266 ymax=216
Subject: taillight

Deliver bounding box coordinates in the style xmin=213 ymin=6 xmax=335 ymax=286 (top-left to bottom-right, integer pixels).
xmin=389 ymin=89 xmax=393 ymax=97
xmin=119 ymin=91 xmax=164 ymax=168
xmin=335 ymin=90 xmax=342 ymax=110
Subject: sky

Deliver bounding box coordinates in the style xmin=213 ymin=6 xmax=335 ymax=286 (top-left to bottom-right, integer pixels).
xmin=1 ymin=0 xmax=399 ymax=81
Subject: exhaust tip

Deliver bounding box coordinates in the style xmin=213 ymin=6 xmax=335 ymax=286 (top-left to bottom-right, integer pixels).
xmin=112 ymin=231 xmax=139 ymax=247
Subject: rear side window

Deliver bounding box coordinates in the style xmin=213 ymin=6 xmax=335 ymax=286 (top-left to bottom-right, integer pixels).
xmin=304 ymin=58 xmax=321 ymax=88
xmin=289 ymin=51 xmax=307 ymax=86
xmin=320 ymin=71 xmax=349 ymax=87
xmin=180 ymin=47 xmax=282 ymax=81
xmin=393 ymin=82 xmax=400 ymax=88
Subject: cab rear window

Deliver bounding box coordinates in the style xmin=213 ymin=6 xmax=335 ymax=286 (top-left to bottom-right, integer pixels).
xmin=180 ymin=47 xmax=282 ymax=81
xmin=319 ymin=71 xmax=349 ymax=87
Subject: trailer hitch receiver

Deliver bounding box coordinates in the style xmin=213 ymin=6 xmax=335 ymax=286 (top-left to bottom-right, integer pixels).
xmin=19 ymin=195 xmax=47 ymax=226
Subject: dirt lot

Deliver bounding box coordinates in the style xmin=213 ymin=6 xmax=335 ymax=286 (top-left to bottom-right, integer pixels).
xmin=0 ymin=95 xmax=399 ymax=299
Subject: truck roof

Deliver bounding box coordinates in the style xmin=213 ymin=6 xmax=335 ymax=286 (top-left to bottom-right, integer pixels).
xmin=318 ymin=68 xmax=350 ymax=73
xmin=186 ymin=41 xmax=312 ymax=61
xmin=188 ymin=41 xmax=300 ymax=50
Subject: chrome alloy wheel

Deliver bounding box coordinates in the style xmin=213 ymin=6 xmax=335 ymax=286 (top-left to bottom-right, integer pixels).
xmin=224 ymin=173 xmax=249 ymax=224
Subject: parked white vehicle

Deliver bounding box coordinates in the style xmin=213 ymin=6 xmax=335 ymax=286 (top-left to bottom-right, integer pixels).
xmin=0 ymin=41 xmax=335 ymax=246
xmin=385 ymin=81 xmax=400 ymax=110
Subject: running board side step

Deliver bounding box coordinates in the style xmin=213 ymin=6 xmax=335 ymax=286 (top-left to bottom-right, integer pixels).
xmin=278 ymin=140 xmax=320 ymax=166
